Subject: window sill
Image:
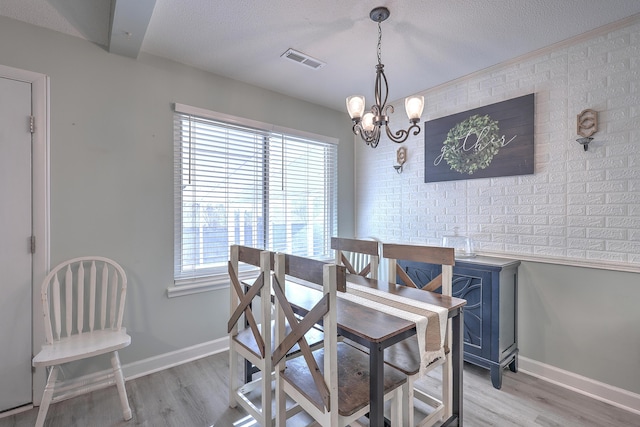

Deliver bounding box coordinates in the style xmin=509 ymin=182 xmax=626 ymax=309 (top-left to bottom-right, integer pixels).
xmin=167 ymin=279 xmax=227 ymax=298
xmin=167 ymin=269 xmax=259 ymax=298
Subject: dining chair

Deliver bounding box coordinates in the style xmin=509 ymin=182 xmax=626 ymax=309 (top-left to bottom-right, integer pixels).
xmin=331 ymin=236 xmax=380 ymax=280
xmin=271 ymin=252 xmax=406 ymax=426
xmin=32 ymin=256 xmax=132 ymax=427
xmin=227 ymin=245 xmax=322 ymax=425
xmin=383 ymin=243 xmax=456 ymax=427
xmin=228 ymin=245 xmax=274 ymax=425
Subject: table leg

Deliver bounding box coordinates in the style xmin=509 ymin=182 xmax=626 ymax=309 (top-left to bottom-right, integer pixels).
xmin=442 ymin=308 xmax=464 ymax=426
xmin=369 ymin=342 xmax=385 ymax=427
xmin=244 ymin=358 xmax=252 ymax=384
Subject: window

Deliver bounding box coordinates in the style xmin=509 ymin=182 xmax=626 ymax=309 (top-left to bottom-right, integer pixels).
xmin=172 ymin=104 xmax=337 ymax=293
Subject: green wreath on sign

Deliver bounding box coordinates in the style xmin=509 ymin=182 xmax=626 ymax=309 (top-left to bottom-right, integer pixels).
xmin=442 ymin=114 xmax=501 ymax=175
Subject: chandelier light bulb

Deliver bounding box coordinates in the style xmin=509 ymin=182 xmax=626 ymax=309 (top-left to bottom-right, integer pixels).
xmin=346 ymin=95 xmax=366 ymax=120
xmin=405 ymin=96 xmax=424 ymax=122
xmin=362 ymin=112 xmax=375 ymax=132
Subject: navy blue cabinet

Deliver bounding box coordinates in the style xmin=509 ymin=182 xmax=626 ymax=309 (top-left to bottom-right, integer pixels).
xmin=398 ymin=256 xmax=520 ymax=389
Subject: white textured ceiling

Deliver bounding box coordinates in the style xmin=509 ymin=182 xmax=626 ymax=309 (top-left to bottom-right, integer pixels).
xmin=2 ymin=0 xmax=640 ymax=112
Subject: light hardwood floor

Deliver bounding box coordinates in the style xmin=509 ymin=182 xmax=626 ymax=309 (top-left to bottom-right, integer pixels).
xmin=1 ymin=351 xmax=638 ymax=426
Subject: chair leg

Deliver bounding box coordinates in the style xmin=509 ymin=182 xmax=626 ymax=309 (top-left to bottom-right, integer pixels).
xmin=403 ymin=377 xmax=414 ymax=427
xmin=261 ymin=365 xmax=272 ymax=426
xmin=391 ymin=385 xmax=403 ymax=426
xmin=229 ymin=345 xmax=238 ymax=408
xmin=35 ymin=365 xmax=59 ymax=427
xmin=275 ymin=371 xmax=287 ymax=427
xmin=111 ymin=351 xmax=132 ymax=420
xmin=442 ymin=356 xmax=452 ymax=420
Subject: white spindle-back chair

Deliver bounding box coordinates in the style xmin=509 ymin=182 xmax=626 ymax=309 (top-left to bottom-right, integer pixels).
xmin=32 ymin=256 xmax=132 ymax=427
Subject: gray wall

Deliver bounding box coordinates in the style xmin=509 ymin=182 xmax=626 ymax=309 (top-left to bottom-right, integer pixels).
xmin=0 ymin=16 xmax=355 ymax=363
xmin=518 ymin=261 xmax=640 ymax=394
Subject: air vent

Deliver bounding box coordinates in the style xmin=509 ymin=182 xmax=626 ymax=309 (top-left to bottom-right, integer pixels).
xmin=281 ymin=48 xmax=326 ymax=70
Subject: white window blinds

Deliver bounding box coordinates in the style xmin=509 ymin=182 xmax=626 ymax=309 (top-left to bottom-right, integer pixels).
xmin=173 ymin=105 xmax=338 ymax=285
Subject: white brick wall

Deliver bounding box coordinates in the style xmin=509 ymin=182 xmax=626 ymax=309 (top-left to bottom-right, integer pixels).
xmin=355 ymin=18 xmax=640 ymax=267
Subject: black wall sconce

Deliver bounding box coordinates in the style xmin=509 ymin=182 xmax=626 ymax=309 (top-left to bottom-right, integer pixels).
xmin=393 ymin=146 xmax=407 ymax=173
xmin=576 ymin=109 xmax=598 ymax=151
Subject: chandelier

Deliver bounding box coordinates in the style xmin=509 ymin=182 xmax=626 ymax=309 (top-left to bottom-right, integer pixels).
xmin=346 ymin=6 xmax=424 ymax=148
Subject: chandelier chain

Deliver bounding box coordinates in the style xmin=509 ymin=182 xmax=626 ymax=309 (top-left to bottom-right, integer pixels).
xmin=377 ymin=21 xmax=382 ymax=65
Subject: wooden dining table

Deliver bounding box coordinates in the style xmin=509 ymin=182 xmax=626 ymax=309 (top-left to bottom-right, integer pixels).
xmin=283 ymin=273 xmax=467 ymax=427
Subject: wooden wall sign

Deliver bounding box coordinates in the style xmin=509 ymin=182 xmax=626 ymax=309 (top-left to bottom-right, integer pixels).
xmin=424 ymin=93 xmax=534 ymax=183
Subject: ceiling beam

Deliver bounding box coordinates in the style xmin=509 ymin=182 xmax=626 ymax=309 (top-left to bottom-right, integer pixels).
xmin=108 ymin=0 xmax=156 ymax=58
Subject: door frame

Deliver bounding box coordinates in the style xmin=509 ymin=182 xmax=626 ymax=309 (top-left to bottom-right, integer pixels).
xmin=0 ymin=64 xmax=50 ymax=406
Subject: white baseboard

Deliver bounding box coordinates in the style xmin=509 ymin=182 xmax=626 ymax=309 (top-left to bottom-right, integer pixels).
xmin=519 ymin=356 xmax=640 ymax=415
xmin=24 ymin=338 xmax=231 ymax=408
xmin=31 ymin=340 xmax=640 ymax=417
xmin=0 ymin=404 xmax=34 ymax=418
xmin=123 ymin=336 xmax=229 ymax=381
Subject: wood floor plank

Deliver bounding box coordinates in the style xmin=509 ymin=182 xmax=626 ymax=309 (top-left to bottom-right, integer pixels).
xmin=1 ymin=352 xmax=638 ymax=426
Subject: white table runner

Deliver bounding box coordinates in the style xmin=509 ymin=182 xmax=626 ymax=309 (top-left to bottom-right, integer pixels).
xmin=340 ymin=281 xmax=448 ymax=375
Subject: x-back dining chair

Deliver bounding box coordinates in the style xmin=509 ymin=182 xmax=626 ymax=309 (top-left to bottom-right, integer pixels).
xmin=32 ymin=256 xmax=132 ymax=427
xmin=272 ymin=252 xmax=405 ymax=426
xmin=228 ymin=245 xmax=322 ymax=425
xmin=384 ymin=243 xmax=455 ymax=427
xmin=331 ymin=236 xmax=379 ymax=280
xmin=227 ymin=245 xmax=275 ymax=425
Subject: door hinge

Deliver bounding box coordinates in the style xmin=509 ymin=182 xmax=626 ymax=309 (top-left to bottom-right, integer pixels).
xmin=30 ymin=116 xmax=35 ymax=133
xmin=30 ymin=235 xmax=36 ymax=254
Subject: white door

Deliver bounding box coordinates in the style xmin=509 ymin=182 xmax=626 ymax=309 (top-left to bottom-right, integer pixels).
xmin=0 ymin=76 xmax=33 ymax=412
